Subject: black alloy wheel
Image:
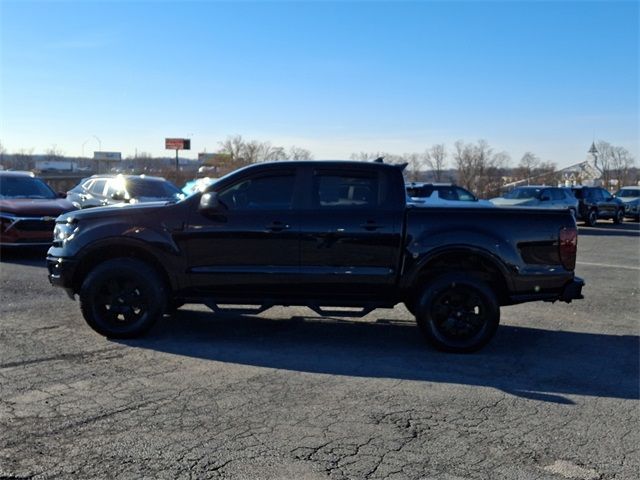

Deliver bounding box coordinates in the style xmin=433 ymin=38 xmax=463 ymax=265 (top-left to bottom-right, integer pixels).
xmin=415 ymin=273 xmax=500 ymax=353
xmin=586 ymin=209 xmax=598 ymax=227
xmin=613 ymin=209 xmax=624 ymax=225
xmin=80 ymin=258 xmax=166 ymax=338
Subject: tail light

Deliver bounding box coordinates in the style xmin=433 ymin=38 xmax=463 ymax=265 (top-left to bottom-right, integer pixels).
xmin=559 ymin=226 xmax=577 ymax=270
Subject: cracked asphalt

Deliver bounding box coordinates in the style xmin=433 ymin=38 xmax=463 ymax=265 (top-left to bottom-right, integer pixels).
xmin=1 ymin=222 xmax=638 ymax=479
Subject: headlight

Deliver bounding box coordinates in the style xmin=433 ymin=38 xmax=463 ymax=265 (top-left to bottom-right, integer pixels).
xmin=53 ymin=221 xmax=78 ymax=246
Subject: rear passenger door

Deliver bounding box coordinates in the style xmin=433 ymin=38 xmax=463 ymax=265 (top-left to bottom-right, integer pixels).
xmin=297 ymin=167 xmax=404 ymax=297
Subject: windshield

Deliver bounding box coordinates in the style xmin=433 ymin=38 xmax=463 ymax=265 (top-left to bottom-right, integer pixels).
xmin=616 ymin=189 xmax=640 ymax=198
xmin=127 ymin=179 xmax=182 ymax=199
xmin=503 ymin=187 xmax=541 ymax=199
xmin=0 ymin=176 xmax=57 ymax=199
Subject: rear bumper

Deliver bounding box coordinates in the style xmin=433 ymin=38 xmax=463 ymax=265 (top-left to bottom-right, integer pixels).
xmin=508 ymin=276 xmax=584 ymax=305
xmin=558 ymin=276 xmax=584 ymax=303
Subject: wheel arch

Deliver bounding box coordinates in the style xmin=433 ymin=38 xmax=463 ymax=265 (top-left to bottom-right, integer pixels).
xmin=404 ymin=246 xmax=512 ymax=306
xmin=71 ymin=239 xmax=175 ymax=294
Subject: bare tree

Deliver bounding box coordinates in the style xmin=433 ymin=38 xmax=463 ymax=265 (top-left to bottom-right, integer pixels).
xmin=288 ymin=146 xmax=313 ymax=161
xmin=402 ymin=153 xmax=423 ymax=182
xmin=45 ymin=145 xmax=64 ymax=162
xmin=516 ymin=152 xmax=540 ymax=184
xmin=610 ymin=146 xmax=635 ymax=187
xmin=14 ymin=149 xmax=35 ymax=171
xmin=594 ymin=140 xmax=615 ymax=189
xmin=219 ymin=135 xmax=247 ymax=162
xmin=424 ymin=144 xmax=447 ymax=182
xmin=454 ymin=140 xmax=509 ymax=198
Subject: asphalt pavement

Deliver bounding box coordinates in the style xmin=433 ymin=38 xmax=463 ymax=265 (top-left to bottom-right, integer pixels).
xmin=1 ymin=221 xmax=638 ymax=479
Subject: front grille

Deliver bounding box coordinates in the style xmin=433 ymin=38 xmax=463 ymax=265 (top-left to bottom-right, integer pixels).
xmin=13 ymin=219 xmax=56 ymax=232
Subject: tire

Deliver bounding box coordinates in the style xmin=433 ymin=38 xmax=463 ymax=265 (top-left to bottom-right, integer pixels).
xmin=415 ymin=273 xmax=500 ymax=353
xmin=79 ymin=258 xmax=166 ymax=338
xmin=586 ymin=209 xmax=598 ymax=227
xmin=613 ymin=209 xmax=624 ymax=225
xmin=404 ymin=300 xmax=417 ymax=316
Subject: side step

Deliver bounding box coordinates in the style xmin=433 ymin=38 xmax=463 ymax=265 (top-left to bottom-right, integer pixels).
xmin=201 ymin=300 xmax=394 ymax=318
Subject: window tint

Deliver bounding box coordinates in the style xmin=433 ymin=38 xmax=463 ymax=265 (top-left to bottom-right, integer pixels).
xmin=0 ymin=176 xmax=56 ymax=199
xmin=437 ymin=186 xmax=458 ymax=200
xmin=455 ymin=187 xmax=476 ymax=201
xmin=549 ymin=189 xmax=564 ymax=201
xmin=406 ymin=185 xmax=433 ymax=198
xmin=218 ymin=173 xmax=295 ymax=210
xmin=90 ymin=179 xmax=107 ymax=195
xmin=314 ymin=171 xmax=378 ymax=208
xmin=127 ymin=179 xmax=181 ymax=198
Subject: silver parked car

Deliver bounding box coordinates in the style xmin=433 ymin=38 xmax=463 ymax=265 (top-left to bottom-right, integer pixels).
xmin=491 ymin=186 xmax=579 ymax=216
xmin=615 ymin=186 xmax=640 ymax=221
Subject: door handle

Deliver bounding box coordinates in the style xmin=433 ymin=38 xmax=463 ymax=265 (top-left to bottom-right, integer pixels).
xmin=266 ymin=221 xmax=290 ymax=232
xmin=360 ymin=221 xmax=384 ymax=231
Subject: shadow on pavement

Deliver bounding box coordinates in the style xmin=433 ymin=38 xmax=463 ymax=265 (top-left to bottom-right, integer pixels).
xmin=121 ymin=309 xmax=639 ymax=404
xmin=0 ymin=247 xmax=49 ymax=267
xmin=579 ymin=222 xmax=640 ymax=237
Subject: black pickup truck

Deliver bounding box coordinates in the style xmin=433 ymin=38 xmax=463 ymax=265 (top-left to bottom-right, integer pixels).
xmin=47 ymin=161 xmax=583 ymax=352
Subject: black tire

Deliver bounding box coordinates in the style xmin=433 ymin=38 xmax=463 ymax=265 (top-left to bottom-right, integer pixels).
xmin=415 ymin=273 xmax=500 ymax=353
xmin=613 ymin=209 xmax=624 ymax=225
xmin=79 ymin=258 xmax=166 ymax=338
xmin=404 ymin=300 xmax=417 ymax=316
xmin=586 ymin=209 xmax=598 ymax=227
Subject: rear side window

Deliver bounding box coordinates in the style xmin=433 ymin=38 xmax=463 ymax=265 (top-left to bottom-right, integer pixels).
xmin=436 ymin=186 xmax=457 ymax=200
xmin=313 ymin=171 xmax=379 ymax=208
xmin=89 ymin=179 xmax=107 ymax=195
xmin=455 ymin=187 xmax=476 ymax=201
xmin=218 ymin=172 xmax=295 ymax=210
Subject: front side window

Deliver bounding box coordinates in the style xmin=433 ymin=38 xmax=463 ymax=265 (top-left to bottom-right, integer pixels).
xmin=314 ymin=171 xmax=378 ymax=208
xmin=218 ymin=173 xmax=295 ymax=210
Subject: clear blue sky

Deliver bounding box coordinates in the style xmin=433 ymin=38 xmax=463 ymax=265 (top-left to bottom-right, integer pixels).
xmin=1 ymin=0 xmax=638 ymax=168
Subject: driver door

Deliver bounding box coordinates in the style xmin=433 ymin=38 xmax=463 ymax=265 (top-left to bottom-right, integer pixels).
xmin=183 ymin=168 xmax=301 ymax=296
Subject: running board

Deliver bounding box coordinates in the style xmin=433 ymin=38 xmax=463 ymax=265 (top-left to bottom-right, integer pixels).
xmin=201 ymin=300 xmax=389 ymax=317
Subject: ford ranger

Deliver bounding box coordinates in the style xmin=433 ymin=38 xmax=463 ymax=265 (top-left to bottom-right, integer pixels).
xmin=47 ymin=161 xmax=584 ymax=352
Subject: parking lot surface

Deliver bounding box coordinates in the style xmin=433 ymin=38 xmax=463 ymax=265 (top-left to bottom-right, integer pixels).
xmin=1 ymin=222 xmax=638 ymax=479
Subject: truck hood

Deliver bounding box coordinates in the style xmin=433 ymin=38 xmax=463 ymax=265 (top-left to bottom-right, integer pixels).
xmin=57 ymin=201 xmax=171 ymax=222
xmin=490 ymin=197 xmax=537 ymax=207
xmin=0 ymin=198 xmax=76 ymax=216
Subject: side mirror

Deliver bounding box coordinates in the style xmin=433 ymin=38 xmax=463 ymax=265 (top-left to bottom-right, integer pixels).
xmin=199 ymin=192 xmax=221 ymax=212
xmin=540 ymin=195 xmax=550 ymax=201
xmin=111 ymin=192 xmax=126 ymax=201
xmin=58 ymin=192 xmax=66 ymax=198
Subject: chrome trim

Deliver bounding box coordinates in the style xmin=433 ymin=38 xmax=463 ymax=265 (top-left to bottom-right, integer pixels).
xmin=0 ymin=213 xmax=57 ymax=232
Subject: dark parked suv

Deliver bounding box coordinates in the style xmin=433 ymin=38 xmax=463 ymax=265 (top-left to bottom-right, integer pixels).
xmin=67 ymin=174 xmax=184 ymax=209
xmin=571 ymin=186 xmax=625 ymax=226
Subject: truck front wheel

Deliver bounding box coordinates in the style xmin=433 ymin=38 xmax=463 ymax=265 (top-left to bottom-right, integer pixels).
xmin=415 ymin=273 xmax=500 ymax=353
xmin=79 ymin=258 xmax=166 ymax=338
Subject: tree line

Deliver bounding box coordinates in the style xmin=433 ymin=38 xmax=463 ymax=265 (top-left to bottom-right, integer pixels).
xmin=1 ymin=137 xmax=636 ymax=198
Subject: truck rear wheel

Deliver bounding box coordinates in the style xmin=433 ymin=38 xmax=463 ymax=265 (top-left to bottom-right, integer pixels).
xmin=79 ymin=258 xmax=166 ymax=338
xmin=415 ymin=273 xmax=500 ymax=353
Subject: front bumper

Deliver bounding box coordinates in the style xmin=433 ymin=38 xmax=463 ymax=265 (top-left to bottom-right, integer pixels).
xmin=47 ymin=255 xmax=78 ymax=298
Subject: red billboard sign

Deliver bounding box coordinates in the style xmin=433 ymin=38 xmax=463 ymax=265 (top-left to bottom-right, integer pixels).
xmin=165 ymin=138 xmax=191 ymax=150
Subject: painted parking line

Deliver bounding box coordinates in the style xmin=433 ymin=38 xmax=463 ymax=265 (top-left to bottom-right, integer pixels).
xmin=576 ymin=261 xmax=640 ymax=271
